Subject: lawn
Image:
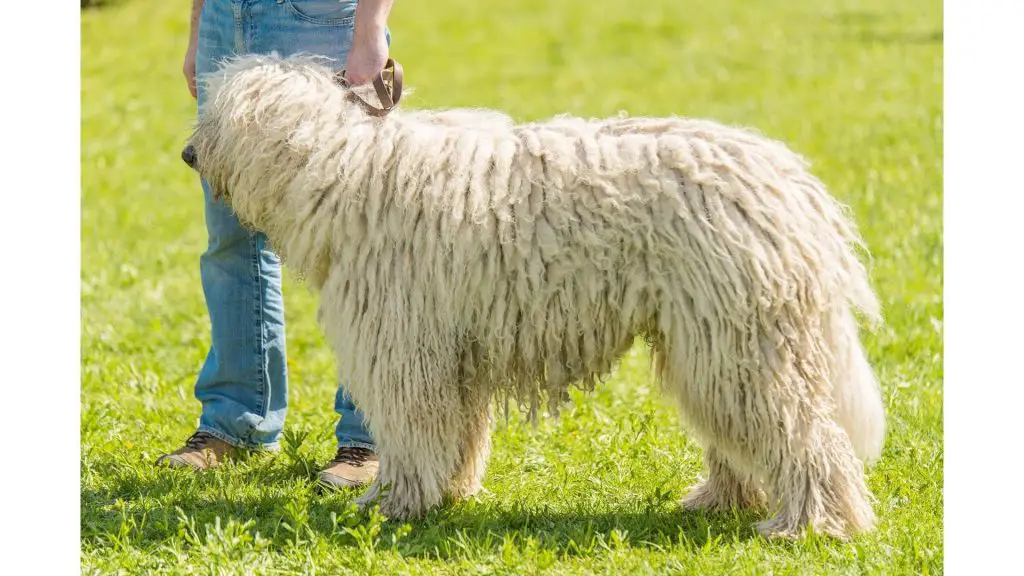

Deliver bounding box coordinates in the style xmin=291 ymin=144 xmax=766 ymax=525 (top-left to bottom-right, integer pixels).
xmin=80 ymin=0 xmax=943 ymax=573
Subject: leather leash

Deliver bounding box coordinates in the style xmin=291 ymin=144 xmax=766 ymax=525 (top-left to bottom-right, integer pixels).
xmin=335 ymin=58 xmax=403 ymax=117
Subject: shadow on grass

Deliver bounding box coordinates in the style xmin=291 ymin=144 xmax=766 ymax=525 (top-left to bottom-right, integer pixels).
xmin=81 ymin=463 xmax=762 ymax=560
xmin=396 ymin=501 xmax=763 ymax=558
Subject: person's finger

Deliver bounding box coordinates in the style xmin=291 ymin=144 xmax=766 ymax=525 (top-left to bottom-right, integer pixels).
xmin=345 ymin=69 xmax=369 ymax=86
xmin=347 ymin=63 xmax=387 ymax=86
xmin=184 ymin=63 xmax=198 ymax=99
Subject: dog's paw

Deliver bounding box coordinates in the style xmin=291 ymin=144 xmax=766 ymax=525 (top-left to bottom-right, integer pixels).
xmin=754 ymin=516 xmax=853 ymax=541
xmin=352 ymin=481 xmax=383 ymax=511
xmin=447 ymin=479 xmax=485 ymax=502
xmin=754 ymin=519 xmax=804 ymax=540
xmin=681 ymin=479 xmax=767 ymax=513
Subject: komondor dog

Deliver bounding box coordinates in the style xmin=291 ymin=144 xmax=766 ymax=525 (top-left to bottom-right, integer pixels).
xmin=183 ymin=54 xmax=887 ymax=540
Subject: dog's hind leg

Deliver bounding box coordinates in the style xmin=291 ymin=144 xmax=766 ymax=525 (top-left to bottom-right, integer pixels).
xmin=744 ymin=328 xmax=876 ymax=540
xmin=753 ymin=415 xmax=876 ymax=540
xmin=747 ymin=309 xmax=881 ymax=540
xmin=680 ymin=446 xmax=767 ymax=513
xmin=656 ymin=309 xmax=876 ymax=539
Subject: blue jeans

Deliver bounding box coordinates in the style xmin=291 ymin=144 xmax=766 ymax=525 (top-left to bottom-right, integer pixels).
xmin=193 ymin=0 xmax=381 ymax=451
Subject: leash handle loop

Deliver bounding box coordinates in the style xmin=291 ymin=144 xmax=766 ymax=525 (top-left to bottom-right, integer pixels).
xmin=336 ymin=58 xmax=404 ymax=117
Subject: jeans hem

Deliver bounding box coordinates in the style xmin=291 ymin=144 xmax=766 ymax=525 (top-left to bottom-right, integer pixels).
xmin=197 ymin=425 xmax=281 ymax=452
xmin=336 ymin=440 xmax=375 ymax=451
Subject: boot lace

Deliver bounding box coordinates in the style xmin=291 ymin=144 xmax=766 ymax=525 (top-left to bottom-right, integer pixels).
xmin=332 ymin=446 xmax=374 ymax=467
xmin=184 ymin=431 xmax=217 ymax=450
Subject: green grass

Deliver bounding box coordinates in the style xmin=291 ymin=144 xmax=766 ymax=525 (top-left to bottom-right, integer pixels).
xmin=81 ymin=0 xmax=943 ymax=573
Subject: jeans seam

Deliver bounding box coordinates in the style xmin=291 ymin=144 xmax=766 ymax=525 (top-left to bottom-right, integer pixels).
xmin=252 ymin=233 xmax=268 ymax=423
xmin=232 ymin=2 xmax=244 ymax=54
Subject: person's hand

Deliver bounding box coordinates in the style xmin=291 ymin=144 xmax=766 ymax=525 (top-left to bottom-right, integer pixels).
xmin=184 ymin=40 xmax=199 ymax=99
xmin=344 ymin=26 xmax=389 ymax=86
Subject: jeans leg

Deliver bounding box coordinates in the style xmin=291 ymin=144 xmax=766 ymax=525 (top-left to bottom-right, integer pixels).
xmin=238 ymin=0 xmax=387 ymax=450
xmin=334 ymin=386 xmax=375 ymax=450
xmin=191 ymin=0 xmax=288 ymax=450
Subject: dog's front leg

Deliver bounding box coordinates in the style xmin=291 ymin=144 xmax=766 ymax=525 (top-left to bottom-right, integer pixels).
xmin=351 ymin=335 xmax=464 ymax=520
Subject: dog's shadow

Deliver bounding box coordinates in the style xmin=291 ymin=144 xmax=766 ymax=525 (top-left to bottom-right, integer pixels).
xmin=393 ymin=498 xmax=763 ymax=559
xmin=81 ymin=460 xmax=763 ymax=560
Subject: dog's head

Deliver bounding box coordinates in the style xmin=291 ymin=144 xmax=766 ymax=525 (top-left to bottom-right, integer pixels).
xmin=181 ymin=53 xmax=402 ymax=228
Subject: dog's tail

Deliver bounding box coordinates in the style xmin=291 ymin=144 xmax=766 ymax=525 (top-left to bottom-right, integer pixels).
xmin=829 ymin=308 xmax=887 ymax=464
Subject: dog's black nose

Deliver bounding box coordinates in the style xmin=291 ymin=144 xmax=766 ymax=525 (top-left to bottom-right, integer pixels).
xmin=181 ymin=144 xmax=198 ymax=169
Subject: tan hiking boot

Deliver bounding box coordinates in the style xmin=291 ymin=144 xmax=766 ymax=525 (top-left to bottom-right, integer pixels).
xmin=155 ymin=431 xmax=239 ymax=470
xmin=318 ymin=446 xmax=379 ymax=489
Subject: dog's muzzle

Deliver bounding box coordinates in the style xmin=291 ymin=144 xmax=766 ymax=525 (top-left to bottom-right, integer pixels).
xmin=181 ymin=144 xmax=198 ymax=170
